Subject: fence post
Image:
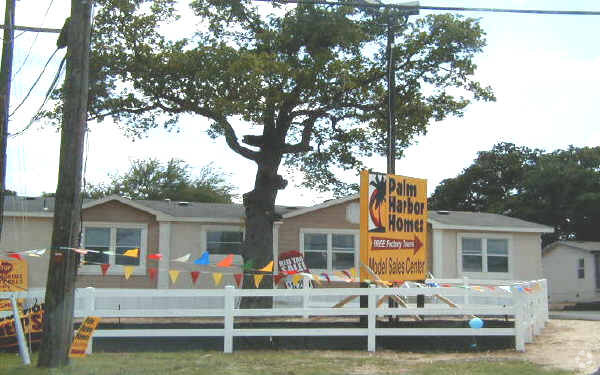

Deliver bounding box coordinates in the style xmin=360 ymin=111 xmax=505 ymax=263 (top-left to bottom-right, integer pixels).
xmin=367 ymin=284 xmax=376 ymax=352
xmin=513 ymin=286 xmax=525 ymax=352
xmin=302 ymin=278 xmax=310 ymax=319
xmin=85 ymin=287 xmax=96 ymax=317
xmin=463 ymin=276 xmax=470 ymax=306
xmin=541 ymin=279 xmax=549 ymax=323
xmin=224 ymin=285 xmax=234 ymax=353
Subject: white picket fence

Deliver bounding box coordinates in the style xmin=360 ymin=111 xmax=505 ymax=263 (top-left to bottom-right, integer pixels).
xmin=0 ymin=278 xmax=548 ymax=353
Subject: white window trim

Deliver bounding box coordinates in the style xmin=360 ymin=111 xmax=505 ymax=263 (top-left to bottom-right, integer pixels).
xmin=79 ymin=222 xmax=148 ymax=276
xmin=456 ymin=232 xmax=513 ymax=279
xmin=202 ymin=224 xmax=245 ymax=267
xmin=577 ymin=258 xmax=585 ymax=279
xmin=299 ymin=228 xmax=359 ymax=273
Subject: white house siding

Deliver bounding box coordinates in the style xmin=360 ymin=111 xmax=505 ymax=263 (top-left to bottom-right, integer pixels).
xmin=543 ymin=246 xmax=598 ymax=303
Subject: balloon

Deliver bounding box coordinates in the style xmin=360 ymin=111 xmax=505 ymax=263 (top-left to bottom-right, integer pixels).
xmin=469 ymin=317 xmax=484 ymax=329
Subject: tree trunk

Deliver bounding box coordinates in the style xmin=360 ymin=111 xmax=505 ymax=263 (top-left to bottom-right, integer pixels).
xmin=240 ymin=153 xmax=286 ymax=308
xmin=37 ymin=0 xmax=91 ymax=368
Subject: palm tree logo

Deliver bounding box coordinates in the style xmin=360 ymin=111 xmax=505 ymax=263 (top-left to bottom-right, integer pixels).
xmin=368 ymin=174 xmax=387 ymax=233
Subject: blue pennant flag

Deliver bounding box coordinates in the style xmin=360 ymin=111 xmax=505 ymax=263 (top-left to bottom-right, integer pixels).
xmin=194 ymin=251 xmax=210 ymax=265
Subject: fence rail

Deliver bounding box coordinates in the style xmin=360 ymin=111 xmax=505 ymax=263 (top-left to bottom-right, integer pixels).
xmin=0 ymin=278 xmax=548 ymax=353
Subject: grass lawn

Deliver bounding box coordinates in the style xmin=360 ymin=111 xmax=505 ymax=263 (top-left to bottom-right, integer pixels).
xmin=0 ymin=351 xmax=576 ymax=375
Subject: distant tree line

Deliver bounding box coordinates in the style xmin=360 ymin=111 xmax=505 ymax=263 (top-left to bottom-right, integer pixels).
xmin=429 ymin=143 xmax=600 ymax=246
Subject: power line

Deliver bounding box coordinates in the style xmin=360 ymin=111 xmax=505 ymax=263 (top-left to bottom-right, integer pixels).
xmin=256 ymin=0 xmax=600 ymax=15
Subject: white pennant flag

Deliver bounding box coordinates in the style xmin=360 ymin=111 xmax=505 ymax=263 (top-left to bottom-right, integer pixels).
xmin=172 ymin=253 xmax=191 ymax=263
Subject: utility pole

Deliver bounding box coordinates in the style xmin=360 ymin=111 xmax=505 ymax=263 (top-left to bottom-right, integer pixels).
xmin=0 ymin=0 xmax=15 ymax=241
xmin=38 ymin=0 xmax=91 ymax=368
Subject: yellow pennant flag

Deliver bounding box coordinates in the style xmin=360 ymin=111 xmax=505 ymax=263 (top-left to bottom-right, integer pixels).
xmin=254 ymin=274 xmax=264 ymax=288
xmin=123 ymin=266 xmax=134 ymax=280
xmin=212 ymin=272 xmax=223 ymax=286
xmin=292 ymin=274 xmax=303 ymax=286
xmin=169 ymin=270 xmax=180 ymax=284
xmin=123 ymin=248 xmax=139 ymax=258
xmin=259 ymin=260 xmax=274 ymax=272
xmin=311 ymin=273 xmax=322 ymax=287
xmin=349 ymin=267 xmax=357 ymax=279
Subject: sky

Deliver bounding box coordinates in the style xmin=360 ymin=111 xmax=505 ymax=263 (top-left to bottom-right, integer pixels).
xmin=3 ymin=0 xmax=599 ymax=207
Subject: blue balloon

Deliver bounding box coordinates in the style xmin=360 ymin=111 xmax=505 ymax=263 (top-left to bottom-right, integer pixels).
xmin=469 ymin=317 xmax=484 ymax=329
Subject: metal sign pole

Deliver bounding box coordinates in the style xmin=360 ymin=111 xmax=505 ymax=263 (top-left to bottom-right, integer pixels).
xmin=10 ymin=294 xmax=31 ymax=365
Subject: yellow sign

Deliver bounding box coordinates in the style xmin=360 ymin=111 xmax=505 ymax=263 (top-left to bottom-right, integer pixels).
xmin=360 ymin=171 xmax=428 ymax=282
xmin=0 ymin=298 xmax=23 ymax=311
xmin=69 ymin=316 xmax=100 ymax=358
xmin=0 ymin=303 xmax=44 ymax=349
xmin=0 ymin=260 xmax=28 ymax=292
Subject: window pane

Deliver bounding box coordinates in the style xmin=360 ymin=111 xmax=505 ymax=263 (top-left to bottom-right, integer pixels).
xmin=333 ymin=252 xmax=354 ymax=270
xmin=578 ymin=258 xmax=585 ymax=268
xmin=116 ymin=228 xmax=142 ymax=266
xmin=578 ymin=268 xmax=585 ymax=279
xmin=488 ymin=239 xmax=508 ymax=256
xmin=462 ymin=238 xmax=482 ymax=254
xmin=84 ymin=228 xmax=110 ymax=264
xmin=463 ymin=255 xmax=482 ymax=272
xmin=304 ymin=250 xmax=326 ymax=269
xmin=488 ymin=256 xmax=508 ymax=272
xmin=304 ymin=233 xmax=327 ymax=250
xmin=332 ymin=234 xmax=354 ymax=250
xmin=207 ymin=231 xmax=243 ymax=254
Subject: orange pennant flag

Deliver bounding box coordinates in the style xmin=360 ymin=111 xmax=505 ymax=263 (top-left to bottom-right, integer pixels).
xmin=123 ymin=248 xmax=139 ymax=258
xmin=234 ymin=273 xmax=243 ymax=287
xmin=212 ymin=272 xmax=223 ymax=286
xmin=259 ymin=260 xmax=273 ymax=272
xmin=254 ymin=274 xmax=264 ymax=288
xmin=190 ymin=271 xmax=200 ymax=284
xmin=100 ymin=264 xmax=110 ymax=276
xmin=217 ymin=254 xmax=234 ymax=267
xmin=148 ymin=267 xmax=157 ymax=280
xmin=124 ymin=266 xmax=134 ymax=280
xmin=169 ymin=270 xmax=180 ymax=284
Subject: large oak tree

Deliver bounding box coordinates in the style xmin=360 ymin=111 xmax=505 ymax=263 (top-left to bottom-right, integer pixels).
xmin=48 ymin=0 xmax=494 ymax=298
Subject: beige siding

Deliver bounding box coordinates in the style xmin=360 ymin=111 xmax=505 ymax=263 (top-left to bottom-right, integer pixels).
xmin=279 ymin=201 xmax=359 ymax=254
xmin=0 ymin=216 xmax=53 ymax=288
xmin=441 ymin=229 xmax=459 ymax=278
xmin=543 ymin=246 xmax=598 ymax=303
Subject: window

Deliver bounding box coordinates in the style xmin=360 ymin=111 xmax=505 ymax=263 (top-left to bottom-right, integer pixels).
xmin=206 ymin=231 xmax=243 ymax=255
xmin=577 ymin=258 xmax=585 ymax=279
xmin=80 ymin=223 xmax=147 ymax=275
xmin=301 ymin=230 xmax=357 ymax=272
xmin=459 ymin=235 xmax=509 ymax=275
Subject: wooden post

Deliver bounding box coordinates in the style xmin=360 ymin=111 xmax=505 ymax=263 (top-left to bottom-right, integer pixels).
xmin=0 ymin=0 xmax=15 ymax=240
xmin=37 ymin=0 xmax=92 ymax=368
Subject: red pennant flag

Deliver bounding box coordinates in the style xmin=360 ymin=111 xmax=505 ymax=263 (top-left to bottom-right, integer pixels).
xmin=148 ymin=254 xmax=162 ymax=260
xmin=148 ymin=268 xmax=157 ymax=280
xmin=100 ymin=264 xmax=110 ymax=276
xmin=8 ymin=253 xmax=22 ymax=261
xmin=283 ymin=270 xmax=299 ymax=275
xmin=274 ymin=274 xmax=285 ymax=284
xmin=341 ymin=270 xmax=352 ymax=279
xmin=441 ymin=283 xmax=452 ymax=288
xmin=234 ymin=273 xmax=242 ymax=287
xmin=190 ymin=271 xmax=200 ymax=284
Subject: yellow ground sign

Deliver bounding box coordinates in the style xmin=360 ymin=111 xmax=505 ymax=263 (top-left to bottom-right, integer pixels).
xmin=0 ymin=260 xmax=28 ymax=292
xmin=69 ymin=316 xmax=100 ymax=358
xmin=360 ymin=171 xmax=428 ymax=282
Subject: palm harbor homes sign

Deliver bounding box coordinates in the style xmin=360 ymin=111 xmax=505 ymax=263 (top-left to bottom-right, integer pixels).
xmin=360 ymin=170 xmax=428 ymax=282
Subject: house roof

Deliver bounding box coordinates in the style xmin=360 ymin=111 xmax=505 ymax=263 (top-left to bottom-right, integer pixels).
xmin=3 ymin=195 xmax=299 ymax=222
xmin=543 ymin=241 xmax=600 ymax=255
xmin=429 ymin=210 xmax=554 ymax=233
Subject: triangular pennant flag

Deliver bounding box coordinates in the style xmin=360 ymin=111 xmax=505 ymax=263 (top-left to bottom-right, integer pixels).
xmin=311 ymin=273 xmax=322 ymax=287
xmin=148 ymin=267 xmax=157 ymax=280
xmin=234 ymin=273 xmax=243 ymax=287
xmin=259 ymin=260 xmax=273 ymax=272
xmin=8 ymin=253 xmax=22 ymax=261
xmin=100 ymin=264 xmax=110 ymax=276
xmin=274 ymin=274 xmax=285 ymax=284
xmin=254 ymin=274 xmax=264 ymax=288
xmin=349 ymin=268 xmax=357 ymax=278
xmin=148 ymin=253 xmax=162 ymax=260
xmin=499 ymin=286 xmax=512 ymax=293
xmin=103 ymin=251 xmax=116 ymax=256
xmin=169 ymin=270 xmax=180 ymax=284
xmin=123 ymin=248 xmax=139 ymax=258
xmin=292 ymin=274 xmax=303 ymax=286
xmin=190 ymin=271 xmax=200 ymax=284
xmin=217 ymin=254 xmax=234 ymax=267
xmin=212 ymin=272 xmax=223 ymax=286
xmin=72 ymin=248 xmax=88 ymax=255
xmin=283 ymin=269 xmax=299 ymax=275
xmin=124 ymin=266 xmax=134 ymax=280
xmin=341 ymin=270 xmax=352 ymax=280
xmin=243 ymin=259 xmax=254 ymax=271
xmin=194 ymin=252 xmax=210 ymax=265
xmin=320 ymin=273 xmax=330 ymax=283
xmin=172 ymin=254 xmax=191 ymax=263
xmin=32 ymin=249 xmax=47 ymax=256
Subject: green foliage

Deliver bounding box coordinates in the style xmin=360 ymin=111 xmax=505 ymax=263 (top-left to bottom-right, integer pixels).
xmin=86 ymin=158 xmax=236 ymax=203
xmin=429 ymin=142 xmax=600 ymax=246
xmin=46 ymin=0 xmax=493 ymax=192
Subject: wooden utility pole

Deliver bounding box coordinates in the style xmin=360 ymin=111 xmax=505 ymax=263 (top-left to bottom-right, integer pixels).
xmin=38 ymin=0 xmax=91 ymax=368
xmin=0 ymin=0 xmax=15 ymax=241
